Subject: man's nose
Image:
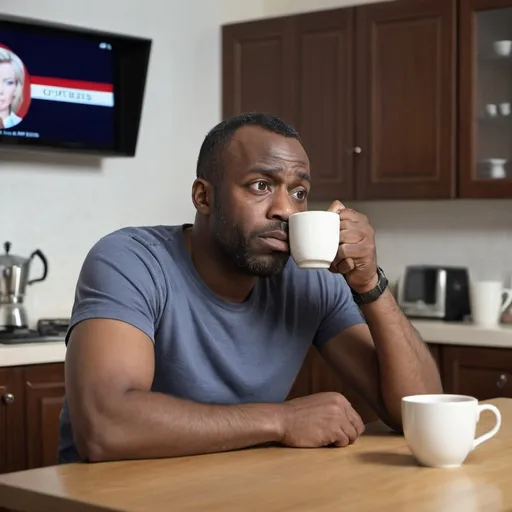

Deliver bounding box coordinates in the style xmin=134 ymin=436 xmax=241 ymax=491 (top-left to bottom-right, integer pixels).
xmin=267 ymin=188 xmax=298 ymax=222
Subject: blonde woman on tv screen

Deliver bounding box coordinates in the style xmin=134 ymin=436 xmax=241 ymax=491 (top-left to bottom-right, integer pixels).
xmin=0 ymin=47 xmax=25 ymax=129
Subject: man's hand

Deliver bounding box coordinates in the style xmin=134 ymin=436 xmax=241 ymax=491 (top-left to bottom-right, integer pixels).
xmin=327 ymin=200 xmax=378 ymax=294
xmin=280 ymin=392 xmax=365 ymax=448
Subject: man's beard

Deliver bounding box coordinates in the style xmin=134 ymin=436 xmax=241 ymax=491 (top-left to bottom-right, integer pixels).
xmin=211 ymin=202 xmax=289 ymax=278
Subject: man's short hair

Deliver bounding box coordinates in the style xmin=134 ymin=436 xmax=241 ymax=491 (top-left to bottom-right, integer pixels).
xmin=196 ymin=112 xmax=301 ymax=186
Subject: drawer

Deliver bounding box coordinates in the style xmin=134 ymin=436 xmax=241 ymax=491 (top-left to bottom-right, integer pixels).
xmin=442 ymin=346 xmax=512 ymax=399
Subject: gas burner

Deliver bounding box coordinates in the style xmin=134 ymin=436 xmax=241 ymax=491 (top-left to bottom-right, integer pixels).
xmin=0 ymin=327 xmax=38 ymax=339
xmin=0 ymin=318 xmax=69 ymax=345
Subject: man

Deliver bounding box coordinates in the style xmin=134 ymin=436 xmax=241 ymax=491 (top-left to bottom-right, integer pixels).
xmin=58 ymin=112 xmax=442 ymax=464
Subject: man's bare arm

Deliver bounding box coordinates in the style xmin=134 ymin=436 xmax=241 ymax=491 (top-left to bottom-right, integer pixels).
xmin=66 ymin=318 xmax=284 ymax=462
xmin=320 ymin=290 xmax=442 ymax=432
xmin=67 ymin=318 xmax=363 ymax=462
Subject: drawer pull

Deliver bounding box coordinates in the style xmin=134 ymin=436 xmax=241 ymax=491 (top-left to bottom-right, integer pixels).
xmin=2 ymin=393 xmax=14 ymax=404
xmin=497 ymin=374 xmax=508 ymax=389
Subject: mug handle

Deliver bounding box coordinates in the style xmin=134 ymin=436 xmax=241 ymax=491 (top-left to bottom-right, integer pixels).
xmin=501 ymin=288 xmax=512 ymax=313
xmin=473 ymin=404 xmax=502 ymax=449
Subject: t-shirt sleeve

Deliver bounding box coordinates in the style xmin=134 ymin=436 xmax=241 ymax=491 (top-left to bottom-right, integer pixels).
xmin=313 ymin=273 xmax=366 ymax=349
xmin=66 ymin=232 xmax=166 ymax=344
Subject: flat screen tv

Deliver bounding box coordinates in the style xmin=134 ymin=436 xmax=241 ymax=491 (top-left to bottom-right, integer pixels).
xmin=0 ymin=15 xmax=151 ymax=157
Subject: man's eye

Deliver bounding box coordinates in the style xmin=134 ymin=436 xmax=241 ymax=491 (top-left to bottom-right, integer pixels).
xmin=293 ymin=189 xmax=307 ymax=200
xmin=250 ymin=181 xmax=269 ymax=192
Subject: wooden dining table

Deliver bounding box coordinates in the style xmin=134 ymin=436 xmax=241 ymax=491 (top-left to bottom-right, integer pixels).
xmin=0 ymin=397 xmax=510 ymax=512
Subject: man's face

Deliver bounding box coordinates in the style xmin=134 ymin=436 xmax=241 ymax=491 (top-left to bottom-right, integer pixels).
xmin=210 ymin=125 xmax=311 ymax=277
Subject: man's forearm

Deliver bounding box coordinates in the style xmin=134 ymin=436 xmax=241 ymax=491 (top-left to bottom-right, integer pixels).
xmin=360 ymin=289 xmax=443 ymax=427
xmin=81 ymin=391 xmax=284 ymax=462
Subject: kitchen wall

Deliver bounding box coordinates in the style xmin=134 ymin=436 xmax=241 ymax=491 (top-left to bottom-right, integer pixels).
xmin=1 ymin=0 xmax=511 ymax=325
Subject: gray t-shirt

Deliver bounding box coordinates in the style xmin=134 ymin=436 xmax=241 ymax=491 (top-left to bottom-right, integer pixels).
xmin=58 ymin=224 xmax=365 ymax=463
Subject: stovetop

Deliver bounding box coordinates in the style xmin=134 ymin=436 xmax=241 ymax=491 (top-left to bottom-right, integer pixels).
xmin=0 ymin=319 xmax=68 ymax=345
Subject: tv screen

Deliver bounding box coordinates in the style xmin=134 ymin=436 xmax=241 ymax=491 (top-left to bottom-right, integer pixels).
xmin=0 ymin=16 xmax=151 ymax=156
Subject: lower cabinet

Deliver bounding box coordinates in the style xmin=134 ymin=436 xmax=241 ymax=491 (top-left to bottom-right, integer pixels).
xmin=442 ymin=346 xmax=512 ymax=399
xmin=0 ymin=363 xmax=65 ymax=475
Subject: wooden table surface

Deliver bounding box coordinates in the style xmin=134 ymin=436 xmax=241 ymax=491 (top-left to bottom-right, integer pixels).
xmin=0 ymin=398 xmax=510 ymax=512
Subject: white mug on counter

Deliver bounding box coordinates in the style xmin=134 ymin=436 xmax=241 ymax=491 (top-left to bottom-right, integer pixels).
xmin=470 ymin=281 xmax=512 ymax=327
xmin=402 ymin=394 xmax=502 ymax=468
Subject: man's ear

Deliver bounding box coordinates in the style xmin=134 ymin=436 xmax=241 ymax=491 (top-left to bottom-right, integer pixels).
xmin=191 ymin=179 xmax=214 ymax=215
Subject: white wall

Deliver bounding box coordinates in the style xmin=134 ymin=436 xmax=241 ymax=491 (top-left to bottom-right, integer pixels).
xmin=1 ymin=0 xmax=511 ymax=326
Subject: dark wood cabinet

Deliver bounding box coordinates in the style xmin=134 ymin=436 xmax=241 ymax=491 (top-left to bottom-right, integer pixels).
xmin=294 ymin=9 xmax=355 ymax=200
xmin=0 ymin=363 xmax=64 ymax=475
xmin=222 ymin=17 xmax=296 ymax=124
xmin=442 ymin=345 xmax=512 ymax=398
xmin=222 ymin=0 xmax=512 ymax=200
xmin=222 ymin=0 xmax=457 ymax=201
xmin=24 ymin=364 xmax=65 ymax=470
xmin=355 ymin=0 xmax=457 ymax=199
xmin=0 ymin=368 xmax=25 ymax=475
xmin=459 ymin=0 xmax=512 ymax=197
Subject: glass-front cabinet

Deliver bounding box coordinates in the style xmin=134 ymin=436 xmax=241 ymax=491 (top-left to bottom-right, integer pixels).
xmin=460 ymin=0 xmax=512 ymax=197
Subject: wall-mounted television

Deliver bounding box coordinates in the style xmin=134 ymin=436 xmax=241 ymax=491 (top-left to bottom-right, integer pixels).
xmin=0 ymin=15 xmax=152 ymax=157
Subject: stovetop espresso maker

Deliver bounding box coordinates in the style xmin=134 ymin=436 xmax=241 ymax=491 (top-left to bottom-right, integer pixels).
xmin=0 ymin=241 xmax=48 ymax=330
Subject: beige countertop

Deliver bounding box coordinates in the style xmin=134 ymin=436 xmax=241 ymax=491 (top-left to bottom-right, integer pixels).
xmin=0 ymin=340 xmax=66 ymax=367
xmin=412 ymin=320 xmax=512 ymax=348
xmin=1 ymin=320 xmax=512 ymax=368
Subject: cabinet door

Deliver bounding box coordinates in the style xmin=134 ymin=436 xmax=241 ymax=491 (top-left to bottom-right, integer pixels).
xmin=459 ymin=0 xmax=512 ymax=197
xmin=24 ymin=363 xmax=65 ymax=469
xmin=0 ymin=367 xmax=25 ymax=474
xmin=442 ymin=346 xmax=512 ymax=399
xmin=222 ymin=18 xmax=296 ymax=123
xmin=310 ymin=348 xmax=378 ymax=424
xmin=295 ymin=9 xmax=355 ymax=201
xmin=355 ymin=0 xmax=457 ymax=199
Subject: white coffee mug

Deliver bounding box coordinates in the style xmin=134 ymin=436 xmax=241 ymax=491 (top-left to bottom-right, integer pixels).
xmin=288 ymin=211 xmax=340 ymax=269
xmin=402 ymin=394 xmax=501 ymax=468
xmin=470 ymin=281 xmax=512 ymax=327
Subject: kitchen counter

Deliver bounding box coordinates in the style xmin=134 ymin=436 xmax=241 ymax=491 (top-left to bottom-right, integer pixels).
xmin=1 ymin=320 xmax=512 ymax=368
xmin=0 ymin=340 xmax=66 ymax=367
xmin=412 ymin=320 xmax=512 ymax=348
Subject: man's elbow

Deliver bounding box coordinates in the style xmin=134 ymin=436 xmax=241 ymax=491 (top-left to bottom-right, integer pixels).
xmin=74 ymin=415 xmax=123 ymax=463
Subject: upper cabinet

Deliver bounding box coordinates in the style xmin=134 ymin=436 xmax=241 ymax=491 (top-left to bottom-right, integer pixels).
xmin=460 ymin=0 xmax=512 ymax=197
xmin=295 ymin=10 xmax=355 ymax=200
xmin=222 ymin=18 xmax=296 ymax=123
xmin=355 ymin=0 xmax=456 ymax=200
xmin=223 ymin=10 xmax=355 ymax=200
xmin=222 ymin=0 xmax=512 ymax=201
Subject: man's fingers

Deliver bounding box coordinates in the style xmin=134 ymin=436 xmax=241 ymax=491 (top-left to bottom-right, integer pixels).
xmin=333 ymin=432 xmax=350 ymax=448
xmin=327 ymin=200 xmax=346 ymax=214
xmin=350 ymin=410 xmax=366 ymax=437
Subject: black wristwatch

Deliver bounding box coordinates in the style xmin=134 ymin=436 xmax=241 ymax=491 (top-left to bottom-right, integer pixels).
xmin=350 ymin=267 xmax=388 ymax=306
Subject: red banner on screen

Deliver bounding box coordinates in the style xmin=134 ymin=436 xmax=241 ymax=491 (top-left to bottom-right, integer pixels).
xmin=30 ymin=76 xmax=114 ymax=107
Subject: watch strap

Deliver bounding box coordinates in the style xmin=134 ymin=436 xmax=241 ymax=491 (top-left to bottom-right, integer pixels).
xmin=351 ymin=267 xmax=388 ymax=306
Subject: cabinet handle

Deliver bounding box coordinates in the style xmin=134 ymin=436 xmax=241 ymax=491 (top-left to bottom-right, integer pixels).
xmin=497 ymin=374 xmax=508 ymax=389
xmin=353 ymin=146 xmax=362 ymax=154
xmin=2 ymin=393 xmax=14 ymax=404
